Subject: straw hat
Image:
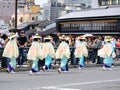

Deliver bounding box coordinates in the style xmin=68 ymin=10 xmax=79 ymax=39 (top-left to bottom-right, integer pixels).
xmin=44 ymin=35 xmax=52 ymax=40
xmin=79 ymin=36 xmax=86 ymax=40
xmin=33 ymin=33 xmax=41 ymax=39
xmin=105 ymin=36 xmax=111 ymax=42
xmin=66 ymin=36 xmax=70 ymax=41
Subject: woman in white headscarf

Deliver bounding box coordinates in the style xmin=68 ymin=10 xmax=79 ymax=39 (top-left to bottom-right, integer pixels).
xmin=2 ymin=32 xmax=19 ymax=73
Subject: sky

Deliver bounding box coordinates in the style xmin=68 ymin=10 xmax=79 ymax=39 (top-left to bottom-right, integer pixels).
xmin=35 ymin=0 xmax=48 ymax=7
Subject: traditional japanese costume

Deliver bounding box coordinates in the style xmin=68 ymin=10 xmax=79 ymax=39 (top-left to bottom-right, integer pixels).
xmin=42 ymin=36 xmax=55 ymax=71
xmin=3 ymin=32 xmax=19 ymax=73
xmin=27 ymin=34 xmax=43 ymax=75
xmin=56 ymin=35 xmax=70 ymax=73
xmin=74 ymin=36 xmax=88 ymax=69
xmin=98 ymin=36 xmax=116 ymax=70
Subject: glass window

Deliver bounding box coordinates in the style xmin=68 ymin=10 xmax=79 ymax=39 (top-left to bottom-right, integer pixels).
xmin=118 ymin=0 xmax=120 ymax=4
xmin=112 ymin=0 xmax=117 ymax=5
xmin=101 ymin=0 xmax=106 ymax=5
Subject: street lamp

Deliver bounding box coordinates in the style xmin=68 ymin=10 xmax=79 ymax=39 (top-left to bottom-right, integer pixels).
xmin=15 ymin=0 xmax=18 ymax=32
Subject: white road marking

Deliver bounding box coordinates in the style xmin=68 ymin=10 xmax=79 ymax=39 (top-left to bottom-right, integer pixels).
xmin=29 ymin=79 xmax=120 ymax=90
xmin=41 ymin=87 xmax=81 ymax=90
xmin=55 ymin=79 xmax=120 ymax=87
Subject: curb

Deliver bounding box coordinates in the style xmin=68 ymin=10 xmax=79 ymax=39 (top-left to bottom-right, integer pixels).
xmin=0 ymin=63 xmax=120 ymax=72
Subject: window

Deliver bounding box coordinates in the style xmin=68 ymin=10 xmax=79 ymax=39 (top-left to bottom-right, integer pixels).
xmin=59 ymin=19 xmax=118 ymax=32
xmin=118 ymin=0 xmax=120 ymax=4
xmin=101 ymin=0 xmax=106 ymax=6
xmin=112 ymin=0 xmax=117 ymax=5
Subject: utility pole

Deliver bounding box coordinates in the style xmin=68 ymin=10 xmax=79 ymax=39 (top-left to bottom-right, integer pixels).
xmin=15 ymin=0 xmax=18 ymax=32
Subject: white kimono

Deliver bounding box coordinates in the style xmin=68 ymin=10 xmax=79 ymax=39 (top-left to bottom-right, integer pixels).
xmin=3 ymin=38 xmax=19 ymax=58
xmin=27 ymin=41 xmax=43 ymax=60
xmin=55 ymin=41 xmax=70 ymax=59
xmin=74 ymin=42 xmax=88 ymax=58
xmin=42 ymin=42 xmax=55 ymax=58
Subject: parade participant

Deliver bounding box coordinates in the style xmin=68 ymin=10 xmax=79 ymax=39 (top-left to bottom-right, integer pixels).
xmin=56 ymin=35 xmax=70 ymax=73
xmin=98 ymin=36 xmax=116 ymax=70
xmin=74 ymin=36 xmax=88 ymax=69
xmin=2 ymin=32 xmax=19 ymax=73
xmin=27 ymin=34 xmax=43 ymax=75
xmin=42 ymin=36 xmax=55 ymax=71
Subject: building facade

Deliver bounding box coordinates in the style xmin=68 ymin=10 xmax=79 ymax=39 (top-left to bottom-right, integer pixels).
xmin=43 ymin=0 xmax=65 ymax=21
xmin=99 ymin=0 xmax=120 ymax=6
xmin=65 ymin=0 xmax=92 ymax=10
xmin=57 ymin=7 xmax=120 ymax=35
xmin=0 ymin=0 xmax=35 ymax=23
xmin=0 ymin=0 xmax=15 ymax=23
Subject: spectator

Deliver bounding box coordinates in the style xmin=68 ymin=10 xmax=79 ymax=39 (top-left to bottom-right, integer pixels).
xmin=17 ymin=30 xmax=27 ymax=66
xmin=91 ymin=36 xmax=102 ymax=64
xmin=1 ymin=34 xmax=9 ymax=44
xmin=111 ymin=36 xmax=116 ymax=48
xmin=115 ymin=38 xmax=120 ymax=62
xmin=0 ymin=33 xmax=6 ymax=47
xmin=27 ymin=35 xmax=33 ymax=47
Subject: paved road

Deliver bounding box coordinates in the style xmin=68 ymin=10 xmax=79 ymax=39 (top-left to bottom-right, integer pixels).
xmin=0 ymin=66 xmax=120 ymax=90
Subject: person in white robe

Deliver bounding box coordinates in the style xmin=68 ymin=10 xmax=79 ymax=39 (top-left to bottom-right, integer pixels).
xmin=2 ymin=32 xmax=19 ymax=73
xmin=55 ymin=35 xmax=70 ymax=73
xmin=74 ymin=36 xmax=88 ymax=69
xmin=98 ymin=36 xmax=116 ymax=70
xmin=42 ymin=36 xmax=55 ymax=71
xmin=27 ymin=34 xmax=43 ymax=75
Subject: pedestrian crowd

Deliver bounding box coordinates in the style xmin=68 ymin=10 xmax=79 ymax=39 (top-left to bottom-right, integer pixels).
xmin=0 ymin=31 xmax=120 ymax=75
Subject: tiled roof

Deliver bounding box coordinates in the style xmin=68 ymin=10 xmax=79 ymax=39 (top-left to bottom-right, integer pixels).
xmin=38 ymin=20 xmax=55 ymax=28
xmin=58 ymin=7 xmax=120 ymax=20
xmin=17 ymin=22 xmax=29 ymax=30
xmin=38 ymin=27 xmax=56 ymax=35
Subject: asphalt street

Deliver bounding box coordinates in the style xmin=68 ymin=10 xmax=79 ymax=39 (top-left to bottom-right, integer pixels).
xmin=0 ymin=66 xmax=120 ymax=90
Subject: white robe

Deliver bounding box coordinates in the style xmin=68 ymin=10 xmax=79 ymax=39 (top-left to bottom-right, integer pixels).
xmin=74 ymin=42 xmax=88 ymax=58
xmin=27 ymin=41 xmax=43 ymax=60
xmin=98 ymin=43 xmax=116 ymax=58
xmin=55 ymin=41 xmax=70 ymax=59
xmin=42 ymin=42 xmax=55 ymax=58
xmin=2 ymin=38 xmax=19 ymax=58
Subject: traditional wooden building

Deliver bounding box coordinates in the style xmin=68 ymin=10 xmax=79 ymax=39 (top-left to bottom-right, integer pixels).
xmin=56 ymin=6 xmax=120 ymax=35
